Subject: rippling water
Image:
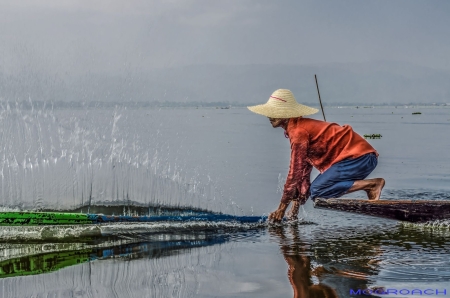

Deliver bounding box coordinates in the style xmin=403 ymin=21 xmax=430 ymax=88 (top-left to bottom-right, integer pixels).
xmin=1 ymin=104 xmax=449 ymax=297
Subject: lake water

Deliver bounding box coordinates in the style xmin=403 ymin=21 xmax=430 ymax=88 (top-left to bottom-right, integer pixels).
xmin=0 ymin=104 xmax=450 ymax=297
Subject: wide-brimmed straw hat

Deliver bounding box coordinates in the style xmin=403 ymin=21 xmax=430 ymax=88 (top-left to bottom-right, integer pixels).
xmin=248 ymin=89 xmax=318 ymax=119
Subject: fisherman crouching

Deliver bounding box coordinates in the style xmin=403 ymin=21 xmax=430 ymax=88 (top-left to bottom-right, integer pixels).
xmin=247 ymin=89 xmax=385 ymax=222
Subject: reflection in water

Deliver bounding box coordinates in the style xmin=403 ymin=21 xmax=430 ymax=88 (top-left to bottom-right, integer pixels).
xmin=309 ymin=223 xmax=450 ymax=282
xmin=1 ymin=217 xmax=450 ymax=296
xmin=0 ymin=238 xmax=215 ymax=279
xmin=270 ymin=222 xmax=390 ymax=298
xmin=270 ymin=221 xmax=450 ymax=298
xmin=0 ymin=223 xmax=262 ymax=279
xmin=270 ymin=224 xmax=339 ymax=298
xmin=0 ymin=237 xmax=223 ymax=279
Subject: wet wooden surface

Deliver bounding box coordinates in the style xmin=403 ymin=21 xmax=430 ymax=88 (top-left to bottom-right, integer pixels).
xmin=313 ymin=199 xmax=450 ymax=222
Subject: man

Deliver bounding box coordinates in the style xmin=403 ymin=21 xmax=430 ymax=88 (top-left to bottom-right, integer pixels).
xmin=248 ymin=89 xmax=385 ymax=222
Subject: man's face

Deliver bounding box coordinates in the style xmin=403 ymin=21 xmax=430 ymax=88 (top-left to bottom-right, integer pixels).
xmin=268 ymin=118 xmax=286 ymax=128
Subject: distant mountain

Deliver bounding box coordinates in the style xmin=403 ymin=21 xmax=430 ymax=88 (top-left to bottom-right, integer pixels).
xmin=1 ymin=61 xmax=449 ymax=105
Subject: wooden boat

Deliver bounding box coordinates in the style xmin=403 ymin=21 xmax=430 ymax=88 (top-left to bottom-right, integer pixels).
xmin=313 ymin=198 xmax=450 ymax=222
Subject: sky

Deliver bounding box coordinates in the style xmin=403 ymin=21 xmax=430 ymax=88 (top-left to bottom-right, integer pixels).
xmin=0 ymin=0 xmax=450 ymax=104
xmin=0 ymin=0 xmax=449 ymax=104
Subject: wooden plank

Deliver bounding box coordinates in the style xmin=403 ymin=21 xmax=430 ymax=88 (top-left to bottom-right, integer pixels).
xmin=313 ymin=199 xmax=450 ymax=222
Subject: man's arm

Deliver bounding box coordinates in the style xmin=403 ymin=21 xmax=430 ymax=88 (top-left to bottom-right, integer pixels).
xmin=269 ymin=137 xmax=310 ymax=222
xmin=285 ymin=162 xmax=312 ymax=220
xmin=282 ymin=141 xmax=311 ymax=203
xmin=299 ymin=162 xmax=313 ymax=203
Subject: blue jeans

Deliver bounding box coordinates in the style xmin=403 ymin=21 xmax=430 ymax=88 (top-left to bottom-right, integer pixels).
xmin=310 ymin=153 xmax=378 ymax=200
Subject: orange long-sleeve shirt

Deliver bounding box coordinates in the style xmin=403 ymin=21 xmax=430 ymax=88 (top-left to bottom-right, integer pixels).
xmin=281 ymin=117 xmax=378 ymax=203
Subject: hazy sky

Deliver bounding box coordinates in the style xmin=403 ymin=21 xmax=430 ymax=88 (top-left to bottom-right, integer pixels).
xmin=1 ymin=0 xmax=449 ymax=75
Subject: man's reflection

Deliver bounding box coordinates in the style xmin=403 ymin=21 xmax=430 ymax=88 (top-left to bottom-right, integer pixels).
xmin=270 ymin=224 xmax=338 ymax=298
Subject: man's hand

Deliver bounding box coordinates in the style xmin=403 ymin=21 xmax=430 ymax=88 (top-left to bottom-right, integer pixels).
xmin=285 ymin=195 xmax=308 ymax=221
xmin=268 ymin=202 xmax=290 ymax=222
xmin=286 ymin=200 xmax=300 ymax=221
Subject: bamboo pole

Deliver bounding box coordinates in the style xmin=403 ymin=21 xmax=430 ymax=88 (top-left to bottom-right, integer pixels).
xmin=314 ymin=74 xmax=326 ymax=121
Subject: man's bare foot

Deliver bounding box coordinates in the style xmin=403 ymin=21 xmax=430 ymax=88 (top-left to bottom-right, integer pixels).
xmin=346 ymin=178 xmax=385 ymax=200
xmin=367 ymin=178 xmax=385 ymax=200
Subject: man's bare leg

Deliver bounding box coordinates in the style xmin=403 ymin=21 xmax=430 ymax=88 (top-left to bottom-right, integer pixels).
xmin=346 ymin=178 xmax=385 ymax=200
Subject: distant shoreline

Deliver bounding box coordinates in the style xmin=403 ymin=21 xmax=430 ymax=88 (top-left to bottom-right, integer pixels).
xmin=0 ymin=100 xmax=449 ymax=110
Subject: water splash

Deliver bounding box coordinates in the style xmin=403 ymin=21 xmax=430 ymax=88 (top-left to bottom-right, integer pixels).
xmin=0 ymin=101 xmax=228 ymax=213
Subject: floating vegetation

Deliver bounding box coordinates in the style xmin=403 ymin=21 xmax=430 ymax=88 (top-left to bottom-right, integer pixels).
xmin=403 ymin=220 xmax=450 ymax=232
xmin=364 ymin=134 xmax=382 ymax=139
xmin=412 ymin=112 xmax=422 ymax=115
